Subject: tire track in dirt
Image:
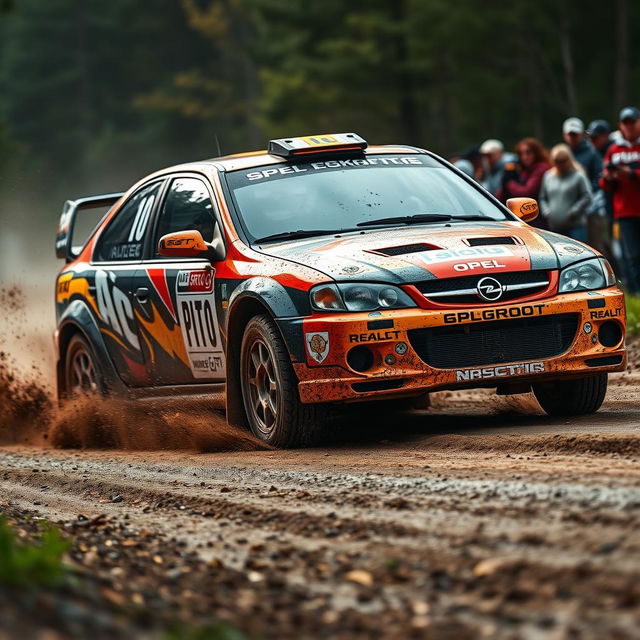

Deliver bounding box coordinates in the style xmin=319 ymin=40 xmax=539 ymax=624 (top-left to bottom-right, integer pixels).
xmin=2 ymin=448 xmax=639 ymax=572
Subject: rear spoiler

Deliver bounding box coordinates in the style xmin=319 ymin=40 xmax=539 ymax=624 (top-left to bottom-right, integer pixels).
xmin=55 ymin=192 xmax=124 ymax=262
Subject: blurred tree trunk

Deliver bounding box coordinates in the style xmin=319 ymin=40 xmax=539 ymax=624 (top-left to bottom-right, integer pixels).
xmin=557 ymin=1 xmax=578 ymax=115
xmin=222 ymin=0 xmax=261 ymax=148
xmin=74 ymin=0 xmax=94 ymax=139
xmin=614 ymin=0 xmax=629 ymax=108
xmin=524 ymin=47 xmax=544 ymax=140
xmin=390 ymin=0 xmax=421 ymax=144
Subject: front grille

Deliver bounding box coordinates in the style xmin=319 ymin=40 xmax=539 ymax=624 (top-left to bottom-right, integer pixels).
xmin=415 ymin=270 xmax=550 ymax=304
xmin=408 ymin=314 xmax=578 ymax=369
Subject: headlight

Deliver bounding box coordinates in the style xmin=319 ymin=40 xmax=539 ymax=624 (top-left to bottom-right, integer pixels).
xmin=310 ymin=283 xmax=415 ymax=312
xmin=559 ymin=258 xmax=616 ymax=293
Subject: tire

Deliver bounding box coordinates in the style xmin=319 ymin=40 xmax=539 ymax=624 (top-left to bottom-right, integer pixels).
xmin=64 ymin=334 xmax=104 ymax=397
xmin=532 ymin=373 xmax=607 ymax=416
xmin=240 ymin=314 xmax=323 ymax=448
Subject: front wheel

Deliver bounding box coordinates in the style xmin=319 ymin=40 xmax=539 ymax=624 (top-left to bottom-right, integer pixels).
xmin=532 ymin=373 xmax=607 ymax=416
xmin=240 ymin=314 xmax=322 ymax=447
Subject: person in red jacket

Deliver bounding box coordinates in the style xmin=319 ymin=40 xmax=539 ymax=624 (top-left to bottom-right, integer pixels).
xmin=600 ymin=106 xmax=640 ymax=293
xmin=499 ymin=138 xmax=551 ymax=227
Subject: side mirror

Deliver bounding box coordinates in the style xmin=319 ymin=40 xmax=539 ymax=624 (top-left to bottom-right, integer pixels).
xmin=506 ymin=197 xmax=539 ymax=222
xmin=158 ymin=230 xmax=225 ymax=261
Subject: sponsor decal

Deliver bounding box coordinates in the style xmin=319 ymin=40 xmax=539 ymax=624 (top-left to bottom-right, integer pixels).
xmin=420 ymin=246 xmax=512 ymax=265
xmin=246 ymin=156 xmax=423 ymax=181
xmin=306 ymin=332 xmax=330 ymax=364
xmin=341 ymin=265 xmax=364 ymax=274
xmin=452 ymin=259 xmax=506 ymax=272
xmin=349 ymin=330 xmax=401 ymax=343
xmin=443 ymin=304 xmax=546 ymax=324
xmin=561 ymin=244 xmax=584 ymax=255
xmin=590 ymin=308 xmax=622 ymax=319
xmin=456 ymin=362 xmax=545 ymax=382
xmin=56 ymin=272 xmax=73 ymax=298
xmin=95 ymin=270 xmax=140 ymax=351
xmin=176 ymin=269 xmax=225 ymax=378
xmin=520 ymin=202 xmax=538 ymax=215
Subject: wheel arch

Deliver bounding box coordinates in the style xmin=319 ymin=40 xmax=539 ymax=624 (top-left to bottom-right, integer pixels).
xmin=56 ymin=300 xmax=125 ymax=399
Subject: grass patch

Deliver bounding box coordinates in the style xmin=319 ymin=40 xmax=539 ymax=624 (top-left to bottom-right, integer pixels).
xmin=0 ymin=517 xmax=71 ymax=588
xmin=163 ymin=623 xmax=249 ymax=640
xmin=627 ymin=295 xmax=640 ymax=336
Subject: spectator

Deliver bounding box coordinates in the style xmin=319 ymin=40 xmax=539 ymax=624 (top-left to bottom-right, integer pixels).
xmin=480 ymin=138 xmax=517 ymax=197
xmin=539 ymin=144 xmax=592 ymax=242
xmin=453 ymin=157 xmax=475 ymax=179
xmin=586 ymin=120 xmax=613 ymax=158
xmin=586 ymin=119 xmax=619 ymax=266
xmin=500 ymin=139 xmax=550 ymax=227
xmin=600 ymin=106 xmax=640 ymax=294
xmin=453 ymin=145 xmax=483 ymax=182
xmin=562 ymin=117 xmax=602 ymax=192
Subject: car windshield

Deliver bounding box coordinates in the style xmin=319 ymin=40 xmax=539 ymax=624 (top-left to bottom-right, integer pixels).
xmin=225 ymin=153 xmax=509 ymax=242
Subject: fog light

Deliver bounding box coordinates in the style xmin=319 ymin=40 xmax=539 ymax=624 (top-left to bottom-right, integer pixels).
xmin=395 ymin=342 xmax=408 ymax=355
xmin=598 ymin=320 xmax=623 ymax=348
xmin=384 ymin=354 xmax=396 ymax=365
xmin=583 ymin=322 xmax=592 ymax=334
xmin=347 ymin=345 xmax=374 ymax=373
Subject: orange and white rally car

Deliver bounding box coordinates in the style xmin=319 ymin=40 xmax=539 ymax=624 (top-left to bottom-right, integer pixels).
xmin=55 ymin=133 xmax=626 ymax=446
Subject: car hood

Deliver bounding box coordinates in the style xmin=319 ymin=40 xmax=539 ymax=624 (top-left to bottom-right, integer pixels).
xmin=259 ymin=221 xmax=598 ymax=284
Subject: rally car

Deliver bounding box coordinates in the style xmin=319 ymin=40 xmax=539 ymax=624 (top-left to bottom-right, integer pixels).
xmin=54 ymin=133 xmax=626 ymax=447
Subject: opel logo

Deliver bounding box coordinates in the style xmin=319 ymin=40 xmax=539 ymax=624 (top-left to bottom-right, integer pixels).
xmin=476 ymin=276 xmax=504 ymax=302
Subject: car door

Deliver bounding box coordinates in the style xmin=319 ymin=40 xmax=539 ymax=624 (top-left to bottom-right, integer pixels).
xmin=90 ymin=180 xmax=164 ymax=386
xmin=131 ymin=175 xmax=226 ymax=385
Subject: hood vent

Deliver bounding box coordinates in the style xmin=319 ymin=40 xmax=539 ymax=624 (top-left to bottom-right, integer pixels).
xmin=467 ymin=236 xmax=517 ymax=247
xmin=375 ymin=243 xmax=436 ymax=256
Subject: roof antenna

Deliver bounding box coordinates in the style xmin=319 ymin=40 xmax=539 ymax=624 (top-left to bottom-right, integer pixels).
xmin=214 ymin=134 xmax=223 ymax=157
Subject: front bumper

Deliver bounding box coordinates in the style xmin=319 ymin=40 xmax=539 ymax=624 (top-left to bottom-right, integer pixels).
xmin=290 ymin=287 xmax=626 ymax=403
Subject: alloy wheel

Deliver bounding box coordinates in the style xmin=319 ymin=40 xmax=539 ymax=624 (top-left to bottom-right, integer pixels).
xmin=245 ymin=338 xmax=279 ymax=436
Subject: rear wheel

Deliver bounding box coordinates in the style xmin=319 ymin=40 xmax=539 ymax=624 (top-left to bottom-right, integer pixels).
xmin=240 ymin=314 xmax=322 ymax=447
xmin=532 ymin=373 xmax=607 ymax=416
xmin=65 ymin=334 xmax=103 ymax=396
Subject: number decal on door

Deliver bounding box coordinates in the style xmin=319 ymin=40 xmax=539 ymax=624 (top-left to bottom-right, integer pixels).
xmin=175 ymin=270 xmax=225 ymax=378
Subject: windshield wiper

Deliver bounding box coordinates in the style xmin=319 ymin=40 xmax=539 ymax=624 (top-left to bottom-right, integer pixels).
xmin=254 ymin=228 xmax=353 ymax=243
xmin=357 ymin=214 xmax=453 ymax=227
xmin=357 ymin=213 xmax=495 ymax=227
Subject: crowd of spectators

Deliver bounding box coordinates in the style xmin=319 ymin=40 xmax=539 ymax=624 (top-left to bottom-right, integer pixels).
xmin=451 ymin=107 xmax=640 ymax=294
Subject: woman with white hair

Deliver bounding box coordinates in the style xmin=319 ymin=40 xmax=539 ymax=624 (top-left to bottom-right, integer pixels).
xmin=539 ymin=143 xmax=592 ymax=241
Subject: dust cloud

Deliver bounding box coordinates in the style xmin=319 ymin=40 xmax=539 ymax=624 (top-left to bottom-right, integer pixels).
xmin=0 ymin=284 xmax=268 ymax=452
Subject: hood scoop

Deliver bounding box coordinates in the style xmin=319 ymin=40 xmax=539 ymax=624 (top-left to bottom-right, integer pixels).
xmin=466 ymin=236 xmax=517 ymax=247
xmin=374 ymin=242 xmax=438 ymax=256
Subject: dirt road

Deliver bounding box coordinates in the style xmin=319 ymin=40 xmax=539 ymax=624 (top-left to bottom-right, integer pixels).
xmin=2 ymin=376 xmax=640 ymax=639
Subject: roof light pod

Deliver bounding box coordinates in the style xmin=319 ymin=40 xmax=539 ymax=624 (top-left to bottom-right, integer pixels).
xmin=268 ymin=133 xmax=367 ymax=159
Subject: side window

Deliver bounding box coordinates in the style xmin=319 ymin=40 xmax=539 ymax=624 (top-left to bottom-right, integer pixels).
xmin=94 ymin=182 xmax=161 ymax=262
xmin=154 ymin=177 xmax=215 ymax=256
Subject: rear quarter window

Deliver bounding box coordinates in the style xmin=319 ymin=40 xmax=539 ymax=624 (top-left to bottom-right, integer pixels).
xmin=94 ymin=182 xmax=162 ymax=262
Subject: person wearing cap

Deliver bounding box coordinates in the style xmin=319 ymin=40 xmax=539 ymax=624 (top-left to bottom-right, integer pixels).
xmin=599 ymin=106 xmax=640 ymax=293
xmin=480 ymin=139 xmax=517 ymax=197
xmin=587 ymin=119 xmax=613 ymax=158
xmin=562 ymin=117 xmax=602 ymax=192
